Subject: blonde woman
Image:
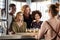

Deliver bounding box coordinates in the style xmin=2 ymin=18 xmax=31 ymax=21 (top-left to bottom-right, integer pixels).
xmin=12 ymin=12 xmax=27 ymax=33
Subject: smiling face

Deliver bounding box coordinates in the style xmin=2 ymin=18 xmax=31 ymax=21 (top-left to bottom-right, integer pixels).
xmin=16 ymin=12 xmax=23 ymax=22
xmin=35 ymin=13 xmax=40 ymax=21
xmin=24 ymin=7 xmax=30 ymax=15
xmin=19 ymin=14 xmax=23 ymax=21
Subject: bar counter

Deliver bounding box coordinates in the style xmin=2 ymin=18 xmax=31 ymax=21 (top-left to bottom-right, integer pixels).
xmin=0 ymin=33 xmax=37 ymax=39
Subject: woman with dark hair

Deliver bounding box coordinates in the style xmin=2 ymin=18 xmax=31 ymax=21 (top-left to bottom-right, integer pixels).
xmin=21 ymin=5 xmax=32 ymax=28
xmin=31 ymin=10 xmax=43 ymax=28
xmin=35 ymin=4 xmax=60 ymax=40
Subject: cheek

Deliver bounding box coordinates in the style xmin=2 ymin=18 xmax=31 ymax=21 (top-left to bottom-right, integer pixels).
xmin=25 ymin=10 xmax=30 ymax=13
xmin=35 ymin=16 xmax=40 ymax=19
xmin=25 ymin=8 xmax=30 ymax=13
xmin=27 ymin=9 xmax=30 ymax=12
xmin=37 ymin=16 xmax=40 ymax=19
xmin=19 ymin=16 xmax=23 ymax=20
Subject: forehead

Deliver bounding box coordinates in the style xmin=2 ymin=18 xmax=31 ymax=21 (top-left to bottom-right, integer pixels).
xmin=25 ymin=7 xmax=30 ymax=9
xmin=35 ymin=13 xmax=40 ymax=17
xmin=18 ymin=13 xmax=23 ymax=16
xmin=11 ymin=6 xmax=16 ymax=8
xmin=35 ymin=13 xmax=39 ymax=15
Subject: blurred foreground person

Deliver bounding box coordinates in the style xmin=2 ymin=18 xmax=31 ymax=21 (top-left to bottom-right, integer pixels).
xmin=55 ymin=2 xmax=60 ymax=20
xmin=35 ymin=4 xmax=60 ymax=40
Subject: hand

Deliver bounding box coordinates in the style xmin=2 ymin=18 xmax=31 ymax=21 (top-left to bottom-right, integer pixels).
xmin=35 ymin=35 xmax=38 ymax=39
xmin=35 ymin=35 xmax=40 ymax=40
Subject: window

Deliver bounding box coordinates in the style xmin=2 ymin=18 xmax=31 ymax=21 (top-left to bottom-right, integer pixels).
xmin=0 ymin=0 xmax=7 ymax=35
xmin=30 ymin=2 xmax=37 ymax=11
xmin=31 ymin=1 xmax=51 ymax=21
xmin=11 ymin=1 xmax=27 ymax=16
xmin=0 ymin=0 xmax=5 ymax=9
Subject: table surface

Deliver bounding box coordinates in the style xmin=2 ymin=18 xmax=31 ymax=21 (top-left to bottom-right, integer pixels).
xmin=0 ymin=33 xmax=37 ymax=39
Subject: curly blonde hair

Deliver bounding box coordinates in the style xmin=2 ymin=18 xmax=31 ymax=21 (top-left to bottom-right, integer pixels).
xmin=21 ymin=5 xmax=31 ymax=13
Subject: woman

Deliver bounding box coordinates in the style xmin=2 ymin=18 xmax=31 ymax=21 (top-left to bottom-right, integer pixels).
xmin=31 ymin=10 xmax=43 ymax=28
xmin=12 ymin=12 xmax=27 ymax=33
xmin=21 ymin=5 xmax=32 ymax=28
xmin=35 ymin=4 xmax=60 ymax=40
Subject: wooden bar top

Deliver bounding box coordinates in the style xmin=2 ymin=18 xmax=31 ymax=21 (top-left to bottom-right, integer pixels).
xmin=0 ymin=33 xmax=38 ymax=39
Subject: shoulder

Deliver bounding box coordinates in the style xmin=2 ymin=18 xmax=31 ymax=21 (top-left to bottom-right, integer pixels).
xmin=32 ymin=20 xmax=37 ymax=23
xmin=23 ymin=22 xmax=27 ymax=27
xmin=13 ymin=22 xmax=16 ymax=24
xmin=41 ymin=21 xmax=48 ymax=27
xmin=23 ymin=22 xmax=27 ymax=25
xmin=12 ymin=22 xmax=17 ymax=28
xmin=12 ymin=22 xmax=17 ymax=25
xmin=40 ymin=21 xmax=43 ymax=23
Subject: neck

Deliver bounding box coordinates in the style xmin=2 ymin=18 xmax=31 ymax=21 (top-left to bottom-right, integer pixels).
xmin=9 ymin=13 xmax=13 ymax=16
xmin=24 ymin=14 xmax=30 ymax=18
xmin=50 ymin=16 xmax=55 ymax=19
xmin=17 ymin=20 xmax=23 ymax=23
xmin=36 ymin=20 xmax=40 ymax=23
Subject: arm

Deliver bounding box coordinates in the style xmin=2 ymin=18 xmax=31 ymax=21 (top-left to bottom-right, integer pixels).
xmin=31 ymin=22 xmax=34 ymax=28
xmin=37 ymin=21 xmax=48 ymax=39
xmin=58 ymin=22 xmax=60 ymax=36
xmin=12 ymin=22 xmax=18 ymax=33
xmin=22 ymin=22 xmax=27 ymax=32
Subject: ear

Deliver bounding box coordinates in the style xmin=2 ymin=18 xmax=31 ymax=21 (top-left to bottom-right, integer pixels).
xmin=9 ymin=7 xmax=12 ymax=10
xmin=48 ymin=9 xmax=51 ymax=13
xmin=9 ymin=7 xmax=12 ymax=13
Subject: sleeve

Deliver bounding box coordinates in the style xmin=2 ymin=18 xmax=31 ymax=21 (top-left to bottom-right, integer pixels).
xmin=22 ymin=22 xmax=27 ymax=32
xmin=58 ymin=22 xmax=60 ymax=36
xmin=12 ymin=22 xmax=18 ymax=33
xmin=37 ymin=21 xmax=48 ymax=39
xmin=31 ymin=22 xmax=34 ymax=28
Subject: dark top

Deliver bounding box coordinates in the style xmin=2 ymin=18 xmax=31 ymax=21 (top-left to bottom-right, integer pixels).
xmin=31 ymin=21 xmax=43 ymax=28
xmin=23 ymin=14 xmax=32 ymax=28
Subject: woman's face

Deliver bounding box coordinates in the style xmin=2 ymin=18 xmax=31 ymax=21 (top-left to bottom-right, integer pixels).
xmin=35 ymin=14 xmax=40 ymax=21
xmin=18 ymin=14 xmax=23 ymax=21
xmin=24 ymin=7 xmax=30 ymax=14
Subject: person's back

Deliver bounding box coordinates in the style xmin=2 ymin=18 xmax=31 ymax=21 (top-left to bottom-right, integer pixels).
xmin=36 ymin=4 xmax=60 ymax=40
xmin=41 ymin=17 xmax=60 ymax=40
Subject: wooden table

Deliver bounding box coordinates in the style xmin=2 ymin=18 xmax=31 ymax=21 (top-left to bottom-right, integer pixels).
xmin=0 ymin=33 xmax=37 ymax=39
